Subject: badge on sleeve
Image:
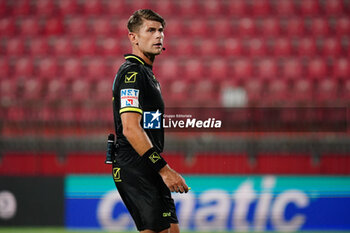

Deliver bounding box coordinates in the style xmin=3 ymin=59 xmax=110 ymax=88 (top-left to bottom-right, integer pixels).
xmin=120 ymin=89 xmax=139 ymax=108
xmin=125 ymin=71 xmax=138 ymax=83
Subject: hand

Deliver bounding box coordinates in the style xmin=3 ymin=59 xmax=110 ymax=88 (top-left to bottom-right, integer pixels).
xmin=159 ymin=165 xmax=189 ymax=193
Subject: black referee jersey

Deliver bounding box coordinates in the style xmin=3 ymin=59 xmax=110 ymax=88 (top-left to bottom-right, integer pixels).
xmin=112 ymin=54 xmax=165 ymax=153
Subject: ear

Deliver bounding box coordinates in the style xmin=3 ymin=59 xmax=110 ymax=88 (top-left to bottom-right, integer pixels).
xmin=128 ymin=32 xmax=138 ymax=46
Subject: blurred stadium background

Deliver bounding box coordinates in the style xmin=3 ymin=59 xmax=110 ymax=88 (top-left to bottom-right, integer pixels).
xmin=1 ymin=0 xmax=350 ymax=232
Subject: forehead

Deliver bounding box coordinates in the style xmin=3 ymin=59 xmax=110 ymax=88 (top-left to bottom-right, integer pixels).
xmin=140 ymin=19 xmax=163 ymax=30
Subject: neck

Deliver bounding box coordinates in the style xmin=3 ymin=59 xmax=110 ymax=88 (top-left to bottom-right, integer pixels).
xmin=131 ymin=48 xmax=155 ymax=66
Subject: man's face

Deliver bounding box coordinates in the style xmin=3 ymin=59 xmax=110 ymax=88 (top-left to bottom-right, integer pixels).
xmin=134 ymin=19 xmax=164 ymax=55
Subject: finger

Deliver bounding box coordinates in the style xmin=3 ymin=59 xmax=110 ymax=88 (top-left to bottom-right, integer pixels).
xmin=178 ymin=185 xmax=185 ymax=193
xmin=182 ymin=183 xmax=189 ymax=193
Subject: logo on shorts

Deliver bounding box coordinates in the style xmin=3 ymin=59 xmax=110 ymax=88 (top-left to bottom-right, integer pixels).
xmin=149 ymin=152 xmax=161 ymax=163
xmin=113 ymin=167 xmax=122 ymax=182
xmin=163 ymin=212 xmax=171 ymax=217
xmin=143 ymin=110 xmax=162 ymax=129
xmin=125 ymin=71 xmax=137 ymax=83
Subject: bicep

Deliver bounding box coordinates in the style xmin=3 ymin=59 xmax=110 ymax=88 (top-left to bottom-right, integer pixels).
xmin=121 ymin=112 xmax=142 ymax=130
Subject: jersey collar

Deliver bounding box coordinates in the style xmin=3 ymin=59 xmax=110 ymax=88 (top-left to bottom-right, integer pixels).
xmin=124 ymin=54 xmax=153 ymax=69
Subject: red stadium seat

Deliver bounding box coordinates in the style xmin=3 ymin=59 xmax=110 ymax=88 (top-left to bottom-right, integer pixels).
xmin=307 ymin=58 xmax=328 ymax=79
xmin=100 ymin=38 xmax=120 ymax=56
xmin=177 ymin=0 xmax=201 ymax=16
xmin=320 ymin=154 xmax=350 ymax=174
xmin=52 ymin=37 xmax=74 ymax=56
xmin=275 ymin=0 xmax=296 ymax=16
xmin=70 ymin=79 xmax=91 ymax=104
xmin=19 ymin=18 xmax=41 ymax=36
xmin=335 ymin=17 xmax=350 ymax=36
xmin=45 ymin=79 xmax=68 ymax=104
xmin=251 ymin=0 xmax=271 ymax=16
xmin=187 ymin=19 xmax=209 ymax=37
xmin=256 ymin=153 xmax=319 ymax=174
xmin=12 ymin=0 xmax=31 ymax=15
xmin=0 ymin=79 xmax=17 ymax=105
xmin=233 ymin=58 xmax=252 ymax=79
xmin=0 ymin=18 xmax=15 ymax=36
xmin=211 ymin=18 xmax=232 ymax=37
xmin=173 ymin=38 xmax=196 ymax=57
xmin=94 ymin=79 xmax=111 ymax=103
xmin=238 ymin=18 xmax=256 ymax=36
xmin=165 ymin=19 xmax=184 ymax=37
xmin=309 ymin=18 xmax=330 ymax=36
xmin=315 ymin=79 xmax=338 ymax=105
xmin=44 ymin=18 xmax=64 ymax=35
xmin=0 ymin=0 xmax=9 ymax=16
xmin=223 ymin=38 xmax=243 ymax=57
xmin=15 ymin=58 xmax=34 ymax=77
xmin=244 ymin=79 xmax=264 ymax=106
xmin=321 ymin=37 xmax=342 ymax=57
xmin=292 ymin=79 xmax=314 ymax=104
xmin=38 ymin=58 xmax=58 ymax=79
xmin=198 ymin=39 xmax=220 ymax=56
xmin=62 ymin=58 xmax=82 ymax=79
xmin=246 ymin=38 xmax=267 ymax=56
xmin=271 ymin=37 xmax=293 ymax=57
xmin=183 ymin=59 xmax=204 ymax=81
xmin=0 ymin=58 xmax=10 ymax=79
xmin=281 ymin=58 xmax=303 ymax=80
xmin=332 ymin=58 xmax=349 ymax=79
xmin=21 ymin=78 xmax=44 ymax=102
xmin=300 ymin=0 xmax=321 ymax=16
xmin=86 ymin=58 xmax=107 ymax=79
xmin=264 ymin=80 xmax=289 ymax=106
xmin=129 ymin=0 xmax=152 ymax=11
xmin=115 ymin=18 xmax=129 ymax=37
xmin=5 ymin=38 xmax=25 ymax=57
xmin=340 ymin=79 xmax=350 ymax=103
xmin=157 ymin=58 xmax=180 ymax=82
xmin=57 ymin=0 xmax=78 ymax=15
xmin=91 ymin=18 xmax=113 ymax=36
xmin=227 ymin=0 xmax=248 ymax=16
xmin=297 ymin=37 xmax=317 ymax=57
xmin=35 ymin=0 xmax=55 ymax=15
xmin=259 ymin=18 xmax=280 ymax=36
xmin=166 ymin=80 xmax=190 ymax=107
xmin=77 ymin=38 xmax=97 ymax=56
xmin=257 ymin=58 xmax=278 ymax=80
xmin=29 ymin=38 xmax=49 ymax=56
xmin=66 ymin=17 xmax=88 ymax=36
xmin=192 ymin=80 xmax=218 ymax=106
xmin=285 ymin=18 xmax=306 ymax=36
xmin=208 ymin=59 xmax=229 ymax=81
xmin=104 ymin=0 xmax=129 ymax=15
xmin=324 ymin=0 xmax=344 ymax=15
xmin=201 ymin=0 xmax=224 ymax=16
xmin=83 ymin=0 xmax=103 ymax=15
xmin=152 ymin=0 xmax=178 ymax=16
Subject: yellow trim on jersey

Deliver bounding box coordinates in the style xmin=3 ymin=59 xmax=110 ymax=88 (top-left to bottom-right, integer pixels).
xmin=124 ymin=55 xmax=144 ymax=65
xmin=120 ymin=107 xmax=143 ymax=114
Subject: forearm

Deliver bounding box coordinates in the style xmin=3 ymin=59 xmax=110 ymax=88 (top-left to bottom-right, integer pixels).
xmin=123 ymin=126 xmax=153 ymax=156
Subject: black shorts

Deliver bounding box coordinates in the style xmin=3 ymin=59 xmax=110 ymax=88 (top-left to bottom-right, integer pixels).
xmin=112 ymin=148 xmax=178 ymax=232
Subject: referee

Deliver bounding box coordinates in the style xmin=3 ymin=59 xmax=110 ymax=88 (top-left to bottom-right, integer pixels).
xmin=111 ymin=9 xmax=189 ymax=233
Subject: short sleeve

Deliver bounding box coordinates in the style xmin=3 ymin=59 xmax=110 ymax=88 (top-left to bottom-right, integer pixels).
xmin=118 ymin=66 xmax=144 ymax=115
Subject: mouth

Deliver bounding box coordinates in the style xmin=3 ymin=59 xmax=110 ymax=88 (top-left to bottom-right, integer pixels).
xmin=153 ymin=43 xmax=162 ymax=48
